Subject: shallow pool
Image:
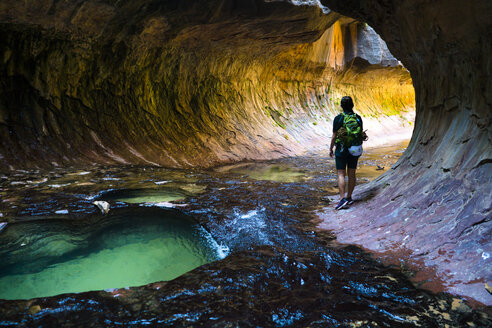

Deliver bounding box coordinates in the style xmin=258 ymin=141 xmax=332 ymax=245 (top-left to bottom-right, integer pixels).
xmin=0 ymin=208 xmax=227 ymax=300
xmin=98 ymin=188 xmax=187 ymax=204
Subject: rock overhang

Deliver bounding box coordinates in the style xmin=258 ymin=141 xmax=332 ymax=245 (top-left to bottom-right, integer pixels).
xmin=318 ymin=0 xmax=492 ymax=305
xmin=0 ymin=0 xmax=490 ymax=306
xmin=0 ymin=0 xmax=414 ymax=169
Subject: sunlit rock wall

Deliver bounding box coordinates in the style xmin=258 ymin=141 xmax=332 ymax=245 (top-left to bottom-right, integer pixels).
xmin=0 ymin=0 xmax=489 ymax=308
xmin=319 ymin=0 xmax=492 ymax=305
xmin=0 ymin=0 xmax=413 ymax=169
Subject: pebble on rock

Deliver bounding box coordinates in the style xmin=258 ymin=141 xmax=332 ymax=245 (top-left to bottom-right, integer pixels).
xmin=93 ymin=200 xmax=110 ymax=214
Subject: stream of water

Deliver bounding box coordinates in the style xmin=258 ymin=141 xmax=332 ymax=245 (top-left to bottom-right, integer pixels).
xmin=0 ymin=142 xmax=490 ymax=327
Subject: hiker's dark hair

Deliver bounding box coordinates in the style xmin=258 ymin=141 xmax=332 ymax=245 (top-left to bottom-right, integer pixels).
xmin=340 ymin=96 xmax=354 ymax=112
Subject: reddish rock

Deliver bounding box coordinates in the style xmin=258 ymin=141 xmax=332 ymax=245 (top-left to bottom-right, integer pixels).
xmin=0 ymin=0 xmax=489 ymax=309
xmin=316 ymin=0 xmax=491 ymax=306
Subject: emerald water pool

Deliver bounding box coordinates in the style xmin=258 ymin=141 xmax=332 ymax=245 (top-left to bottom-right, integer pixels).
xmin=0 ymin=208 xmax=227 ymax=300
xmin=98 ymin=188 xmax=187 ymax=204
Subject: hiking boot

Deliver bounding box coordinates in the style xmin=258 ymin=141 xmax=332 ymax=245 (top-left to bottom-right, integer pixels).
xmin=346 ymin=197 xmax=354 ymax=205
xmin=335 ymin=198 xmax=349 ymax=210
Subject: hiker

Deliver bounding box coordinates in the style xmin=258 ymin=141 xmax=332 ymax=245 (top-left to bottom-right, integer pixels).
xmin=329 ymin=96 xmax=366 ymax=210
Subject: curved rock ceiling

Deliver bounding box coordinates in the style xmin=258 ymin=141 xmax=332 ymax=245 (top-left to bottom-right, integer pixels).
xmin=0 ymin=0 xmax=490 ymax=304
xmin=0 ymin=0 xmax=413 ymax=168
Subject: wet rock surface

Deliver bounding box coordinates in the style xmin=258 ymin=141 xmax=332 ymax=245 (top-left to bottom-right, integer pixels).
xmin=0 ymin=208 xmax=224 ymax=300
xmin=317 ymin=0 xmax=492 ymax=307
xmin=0 ymin=0 xmax=491 ymax=325
xmin=0 ymin=145 xmax=490 ymax=326
xmin=1 ymin=249 xmax=489 ymax=327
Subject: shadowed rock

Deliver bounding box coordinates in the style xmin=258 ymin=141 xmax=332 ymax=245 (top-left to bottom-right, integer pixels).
xmin=318 ymin=0 xmax=492 ymax=305
xmin=0 ymin=0 xmax=489 ymax=308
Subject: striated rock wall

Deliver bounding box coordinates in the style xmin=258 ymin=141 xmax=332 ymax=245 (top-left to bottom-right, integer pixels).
xmin=0 ymin=0 xmax=489 ymax=306
xmin=0 ymin=0 xmax=413 ymax=169
xmin=318 ymin=0 xmax=492 ymax=305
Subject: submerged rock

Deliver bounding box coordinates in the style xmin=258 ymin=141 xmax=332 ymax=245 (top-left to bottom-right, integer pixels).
xmin=0 ymin=0 xmax=489 ymax=317
xmin=0 ymin=151 xmax=490 ymax=325
xmin=0 ymin=208 xmax=223 ymax=300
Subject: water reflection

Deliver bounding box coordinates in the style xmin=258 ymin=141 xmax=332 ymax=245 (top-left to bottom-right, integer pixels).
xmin=214 ymin=163 xmax=307 ymax=183
xmin=98 ymin=188 xmax=186 ymax=204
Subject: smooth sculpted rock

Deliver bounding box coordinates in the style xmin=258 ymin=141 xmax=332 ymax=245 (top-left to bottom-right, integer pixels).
xmin=317 ymin=0 xmax=492 ymax=306
xmin=0 ymin=0 xmax=413 ymax=169
xmin=0 ymin=0 xmax=490 ymax=308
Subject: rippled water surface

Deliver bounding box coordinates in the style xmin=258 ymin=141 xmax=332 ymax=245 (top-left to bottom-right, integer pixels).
xmin=0 ymin=142 xmax=490 ymax=327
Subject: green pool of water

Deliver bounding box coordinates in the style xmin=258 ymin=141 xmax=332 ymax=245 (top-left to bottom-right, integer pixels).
xmin=99 ymin=188 xmax=186 ymax=204
xmin=0 ymin=209 xmax=226 ymax=300
xmin=215 ymin=163 xmax=307 ymax=183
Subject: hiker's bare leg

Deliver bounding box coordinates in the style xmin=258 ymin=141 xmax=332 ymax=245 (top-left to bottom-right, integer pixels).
xmin=347 ymin=168 xmax=356 ymax=198
xmin=337 ymin=169 xmax=346 ymax=199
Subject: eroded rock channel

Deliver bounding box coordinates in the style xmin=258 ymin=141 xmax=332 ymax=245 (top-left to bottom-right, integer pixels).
xmin=0 ymin=0 xmax=491 ymax=325
xmin=0 ymin=146 xmax=490 ymax=326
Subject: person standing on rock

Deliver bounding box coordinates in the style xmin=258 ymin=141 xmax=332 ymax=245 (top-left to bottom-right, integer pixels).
xmin=329 ymin=96 xmax=366 ymax=210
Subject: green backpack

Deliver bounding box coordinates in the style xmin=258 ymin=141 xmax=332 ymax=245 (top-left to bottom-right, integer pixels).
xmin=336 ymin=113 xmax=362 ymax=148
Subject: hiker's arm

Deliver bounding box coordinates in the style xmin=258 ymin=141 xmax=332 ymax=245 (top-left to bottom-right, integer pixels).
xmin=329 ymin=132 xmax=337 ymax=158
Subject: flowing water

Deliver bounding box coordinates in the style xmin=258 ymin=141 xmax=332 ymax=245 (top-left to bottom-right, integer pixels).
xmin=0 ymin=141 xmax=490 ymax=327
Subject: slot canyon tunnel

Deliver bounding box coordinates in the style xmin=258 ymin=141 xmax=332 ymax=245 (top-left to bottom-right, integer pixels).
xmin=0 ymin=0 xmax=490 ymax=326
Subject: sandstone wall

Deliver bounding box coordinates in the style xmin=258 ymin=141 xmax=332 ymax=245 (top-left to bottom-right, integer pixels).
xmin=0 ymin=0 xmax=489 ymax=307
xmin=0 ymin=0 xmax=413 ymax=169
xmin=319 ymin=0 xmax=492 ymax=305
